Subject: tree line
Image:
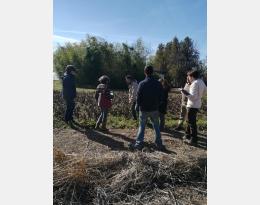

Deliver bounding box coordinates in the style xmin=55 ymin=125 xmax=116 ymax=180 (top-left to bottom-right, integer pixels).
xmin=54 ymin=35 xmax=206 ymax=89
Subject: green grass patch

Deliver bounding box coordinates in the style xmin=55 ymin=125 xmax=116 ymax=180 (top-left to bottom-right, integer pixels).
xmin=78 ymin=118 xmax=96 ymax=128
xmin=53 ymin=116 xmax=67 ymax=129
xmin=53 ymin=80 xmax=62 ymax=91
xmin=54 ymin=114 xmax=207 ymax=134
xmin=107 ymin=115 xmax=138 ymax=129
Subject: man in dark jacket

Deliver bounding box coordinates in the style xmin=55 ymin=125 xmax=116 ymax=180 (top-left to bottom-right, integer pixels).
xmin=62 ymin=65 xmax=77 ymax=124
xmin=130 ymin=65 xmax=166 ymax=151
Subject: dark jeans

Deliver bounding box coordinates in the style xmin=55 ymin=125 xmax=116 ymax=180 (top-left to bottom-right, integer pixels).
xmin=159 ymin=112 xmax=165 ymax=131
xmin=96 ymin=108 xmax=108 ymax=128
xmin=64 ymin=99 xmax=75 ymax=122
xmin=185 ymin=108 xmax=199 ymax=141
xmin=131 ymin=101 xmax=137 ymax=120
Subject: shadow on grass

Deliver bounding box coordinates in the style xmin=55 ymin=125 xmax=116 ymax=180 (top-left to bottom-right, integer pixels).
xmin=106 ymin=130 xmax=177 ymax=155
xmin=69 ymin=122 xmax=128 ymax=151
xmin=70 ymin=121 xmax=176 ymax=154
xmin=162 ymin=128 xmax=207 ymax=150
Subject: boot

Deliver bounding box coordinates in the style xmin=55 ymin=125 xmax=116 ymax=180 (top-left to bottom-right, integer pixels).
xmin=174 ymin=124 xmax=184 ymax=131
xmin=101 ymin=121 xmax=109 ymax=131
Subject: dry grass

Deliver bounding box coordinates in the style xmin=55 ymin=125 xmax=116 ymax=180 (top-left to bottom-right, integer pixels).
xmin=53 ymin=148 xmax=206 ymax=205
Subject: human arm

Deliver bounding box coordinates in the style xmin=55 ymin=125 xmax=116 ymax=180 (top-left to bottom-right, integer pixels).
xmin=95 ymin=88 xmax=99 ymax=101
xmin=186 ymin=82 xmax=199 ymax=101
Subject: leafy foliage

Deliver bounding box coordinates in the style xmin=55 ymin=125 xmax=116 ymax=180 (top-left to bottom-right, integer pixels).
xmin=153 ymin=36 xmax=206 ymax=87
xmin=54 ymin=36 xmax=149 ymax=89
xmin=54 ymin=35 xmax=206 ymax=89
xmin=53 ymin=90 xmax=207 ymax=133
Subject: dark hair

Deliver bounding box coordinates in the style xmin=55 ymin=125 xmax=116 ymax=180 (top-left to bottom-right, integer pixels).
xmin=187 ymin=70 xmax=199 ymax=79
xmin=98 ymin=75 xmax=110 ymax=84
xmin=65 ymin=65 xmax=76 ymax=74
xmin=125 ymin=75 xmax=134 ymax=81
xmin=159 ymin=78 xmax=171 ymax=90
xmin=144 ymin=65 xmax=153 ymax=76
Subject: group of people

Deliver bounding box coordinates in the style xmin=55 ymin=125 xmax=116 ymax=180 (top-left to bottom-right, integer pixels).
xmin=61 ymin=64 xmax=206 ymax=151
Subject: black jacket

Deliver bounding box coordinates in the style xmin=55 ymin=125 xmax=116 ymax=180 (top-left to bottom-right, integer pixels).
xmin=136 ymin=76 xmax=163 ymax=112
xmin=62 ymin=73 xmax=76 ymax=100
xmin=159 ymin=87 xmax=170 ymax=114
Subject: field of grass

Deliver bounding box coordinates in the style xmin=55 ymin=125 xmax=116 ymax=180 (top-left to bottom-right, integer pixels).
xmin=53 ymin=80 xmax=95 ymax=93
xmin=53 ymin=89 xmax=207 ymax=133
xmin=53 ymin=83 xmax=207 ymax=204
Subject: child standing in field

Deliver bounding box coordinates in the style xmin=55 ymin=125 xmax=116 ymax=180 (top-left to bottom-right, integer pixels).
xmin=158 ymin=79 xmax=171 ymax=131
xmin=95 ymin=75 xmax=114 ymax=131
xmin=125 ymin=75 xmax=139 ymax=120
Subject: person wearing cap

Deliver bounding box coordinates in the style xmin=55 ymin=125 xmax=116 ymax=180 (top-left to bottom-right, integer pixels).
xmin=181 ymin=69 xmax=207 ymax=145
xmin=95 ymin=75 xmax=114 ymax=131
xmin=130 ymin=65 xmax=166 ymax=151
xmin=125 ymin=75 xmax=138 ymax=120
xmin=62 ymin=65 xmax=77 ymax=125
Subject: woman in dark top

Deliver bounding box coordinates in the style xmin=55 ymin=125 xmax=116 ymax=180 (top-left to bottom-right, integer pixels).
xmin=158 ymin=79 xmax=171 ymax=131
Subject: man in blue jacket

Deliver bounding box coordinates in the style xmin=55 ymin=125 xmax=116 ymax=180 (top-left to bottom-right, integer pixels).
xmin=62 ymin=65 xmax=77 ymax=125
xmin=130 ymin=65 xmax=166 ymax=151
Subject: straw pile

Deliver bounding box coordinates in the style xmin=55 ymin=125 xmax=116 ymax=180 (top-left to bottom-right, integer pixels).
xmin=54 ymin=148 xmax=206 ymax=205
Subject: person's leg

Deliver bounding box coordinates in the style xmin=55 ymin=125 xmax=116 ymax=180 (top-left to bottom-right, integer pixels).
xmin=188 ymin=108 xmax=198 ymax=143
xmin=159 ymin=112 xmax=165 ymax=131
xmin=150 ymin=111 xmax=163 ymax=146
xmin=185 ymin=108 xmax=191 ymax=139
xmin=176 ymin=105 xmax=186 ymax=129
xmin=95 ymin=108 xmax=104 ymax=128
xmin=65 ymin=99 xmax=74 ymax=122
xmin=135 ymin=111 xmax=147 ymax=147
xmin=101 ymin=108 xmax=108 ymax=129
xmin=131 ymin=101 xmax=137 ymax=120
xmin=64 ymin=100 xmax=69 ymax=122
xmin=69 ymin=100 xmax=75 ymax=121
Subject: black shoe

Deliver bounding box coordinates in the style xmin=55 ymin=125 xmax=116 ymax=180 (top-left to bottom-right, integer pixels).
xmin=155 ymin=144 xmax=166 ymax=151
xmin=128 ymin=143 xmax=144 ymax=151
xmin=95 ymin=123 xmax=100 ymax=130
xmin=185 ymin=137 xmax=198 ymax=146
xmin=160 ymin=127 xmax=165 ymax=132
xmin=100 ymin=127 xmax=109 ymax=132
xmin=68 ymin=120 xmax=73 ymax=127
xmin=182 ymin=135 xmax=190 ymax=141
xmin=174 ymin=126 xmax=183 ymax=131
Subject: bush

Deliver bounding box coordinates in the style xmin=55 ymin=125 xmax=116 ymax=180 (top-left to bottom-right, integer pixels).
xmin=54 ymin=90 xmax=207 ymax=133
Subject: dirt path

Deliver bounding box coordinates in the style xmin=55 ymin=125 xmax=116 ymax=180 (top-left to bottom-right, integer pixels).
xmin=54 ymin=126 xmax=206 ymax=161
xmin=54 ymin=126 xmax=207 ymax=205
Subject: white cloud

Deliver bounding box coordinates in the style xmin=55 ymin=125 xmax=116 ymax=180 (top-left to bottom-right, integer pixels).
xmin=53 ymin=35 xmax=80 ymax=51
xmin=54 ymin=30 xmax=86 ymax=35
xmin=53 ymin=35 xmax=80 ymax=45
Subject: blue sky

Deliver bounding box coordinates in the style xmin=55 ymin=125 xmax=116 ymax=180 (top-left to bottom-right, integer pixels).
xmin=54 ymin=0 xmax=206 ymax=59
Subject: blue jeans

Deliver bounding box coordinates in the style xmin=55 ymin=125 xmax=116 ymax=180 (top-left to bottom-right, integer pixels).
xmin=159 ymin=112 xmax=165 ymax=130
xmin=135 ymin=111 xmax=163 ymax=146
